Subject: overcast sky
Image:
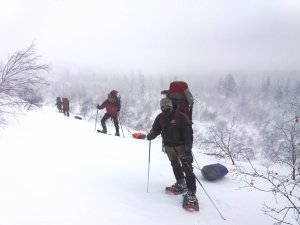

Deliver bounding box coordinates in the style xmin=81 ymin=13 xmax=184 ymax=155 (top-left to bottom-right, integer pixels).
xmin=1 ymin=0 xmax=300 ymax=75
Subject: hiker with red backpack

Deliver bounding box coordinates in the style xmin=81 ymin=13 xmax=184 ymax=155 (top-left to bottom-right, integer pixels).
xmin=161 ymin=81 xmax=194 ymax=121
xmin=146 ymin=97 xmax=199 ymax=211
xmin=97 ymin=90 xmax=121 ymax=136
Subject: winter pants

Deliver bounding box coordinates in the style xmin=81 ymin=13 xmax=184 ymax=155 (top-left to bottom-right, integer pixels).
xmin=63 ymin=108 xmax=69 ymax=116
xmin=57 ymin=105 xmax=62 ymax=113
xmin=165 ymin=145 xmax=196 ymax=193
xmin=101 ymin=113 xmax=119 ymax=132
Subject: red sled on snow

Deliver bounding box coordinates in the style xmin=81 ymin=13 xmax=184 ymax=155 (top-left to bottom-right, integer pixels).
xmin=161 ymin=81 xmax=194 ymax=120
xmin=132 ymin=133 xmax=146 ymax=139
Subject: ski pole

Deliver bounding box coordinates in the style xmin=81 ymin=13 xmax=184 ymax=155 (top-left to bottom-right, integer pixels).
xmin=118 ymin=116 xmax=125 ymax=138
xmin=125 ymin=125 xmax=134 ymax=135
xmin=147 ymin=140 xmax=151 ymax=193
xmin=194 ymin=171 xmax=226 ymax=220
xmin=94 ymin=108 xmax=98 ymax=132
xmin=185 ymin=159 xmax=226 ymax=220
xmin=192 ymin=152 xmax=203 ymax=172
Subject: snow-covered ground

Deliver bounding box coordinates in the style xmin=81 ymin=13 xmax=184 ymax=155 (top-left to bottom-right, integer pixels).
xmin=0 ymin=107 xmax=278 ymax=225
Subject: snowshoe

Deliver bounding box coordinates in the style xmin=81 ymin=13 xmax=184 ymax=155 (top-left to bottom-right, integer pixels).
xmin=165 ymin=181 xmax=187 ymax=195
xmin=182 ymin=191 xmax=199 ymax=212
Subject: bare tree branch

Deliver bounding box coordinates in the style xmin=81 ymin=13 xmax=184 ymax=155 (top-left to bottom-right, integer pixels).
xmin=0 ymin=43 xmax=49 ymax=126
xmin=202 ymin=119 xmax=255 ymax=165
xmin=233 ymin=161 xmax=300 ymax=225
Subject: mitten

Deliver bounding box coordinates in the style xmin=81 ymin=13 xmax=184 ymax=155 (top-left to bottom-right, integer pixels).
xmin=181 ymin=151 xmax=193 ymax=164
xmin=146 ymin=132 xmax=154 ymax=141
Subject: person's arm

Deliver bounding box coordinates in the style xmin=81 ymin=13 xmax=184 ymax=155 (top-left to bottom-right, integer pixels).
xmin=116 ymin=98 xmax=121 ymax=112
xmin=147 ymin=114 xmax=162 ymax=140
xmin=97 ymin=100 xmax=107 ymax=110
xmin=181 ymin=113 xmax=193 ymax=151
xmin=179 ymin=113 xmax=194 ymax=163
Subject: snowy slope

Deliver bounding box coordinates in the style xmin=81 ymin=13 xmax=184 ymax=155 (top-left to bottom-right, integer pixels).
xmin=0 ymin=107 xmax=276 ymax=225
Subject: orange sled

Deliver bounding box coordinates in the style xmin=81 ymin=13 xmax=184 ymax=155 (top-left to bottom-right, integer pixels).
xmin=132 ymin=133 xmax=146 ymax=139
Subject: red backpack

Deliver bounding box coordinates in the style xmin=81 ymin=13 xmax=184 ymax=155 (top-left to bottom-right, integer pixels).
xmin=161 ymin=81 xmax=194 ymax=120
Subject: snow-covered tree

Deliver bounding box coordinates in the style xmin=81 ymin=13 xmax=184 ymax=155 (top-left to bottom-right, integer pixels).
xmin=202 ymin=119 xmax=255 ymax=165
xmin=0 ymin=43 xmax=48 ymax=125
xmin=262 ymin=100 xmax=300 ymax=180
xmin=217 ymin=74 xmax=238 ymax=98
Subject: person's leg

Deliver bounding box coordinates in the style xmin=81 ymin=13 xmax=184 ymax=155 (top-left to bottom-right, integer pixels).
xmin=165 ymin=146 xmax=187 ymax=193
xmin=176 ymin=145 xmax=196 ymax=193
xmin=112 ymin=116 xmax=119 ymax=136
xmin=182 ymin=164 xmax=196 ymax=193
xmin=165 ymin=146 xmax=185 ymax=182
xmin=100 ymin=113 xmax=110 ymax=133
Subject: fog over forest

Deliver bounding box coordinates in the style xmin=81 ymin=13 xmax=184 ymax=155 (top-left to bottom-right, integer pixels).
xmin=1 ymin=55 xmax=300 ymax=223
xmin=41 ymin=69 xmax=300 ymax=163
xmin=1 ymin=41 xmax=299 ymax=178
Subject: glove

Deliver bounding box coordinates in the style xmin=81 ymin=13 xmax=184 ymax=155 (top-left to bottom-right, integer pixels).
xmin=146 ymin=133 xmax=154 ymax=141
xmin=181 ymin=150 xmax=193 ymax=164
xmin=96 ymin=104 xmax=100 ymax=109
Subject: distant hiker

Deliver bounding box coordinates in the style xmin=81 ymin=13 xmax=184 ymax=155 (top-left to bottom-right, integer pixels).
xmin=62 ymin=97 xmax=70 ymax=117
xmin=161 ymin=81 xmax=194 ymax=121
xmin=56 ymin=97 xmax=62 ymax=113
xmin=146 ymin=97 xmax=198 ymax=210
xmin=97 ymin=90 xmax=121 ymax=136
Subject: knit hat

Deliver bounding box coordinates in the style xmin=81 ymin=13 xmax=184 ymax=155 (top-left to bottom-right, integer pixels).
xmin=160 ymin=98 xmax=173 ymax=110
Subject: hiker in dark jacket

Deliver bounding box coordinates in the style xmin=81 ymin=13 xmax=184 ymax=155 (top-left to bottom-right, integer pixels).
xmin=97 ymin=90 xmax=121 ymax=136
xmin=62 ymin=97 xmax=70 ymax=117
xmin=56 ymin=97 xmax=62 ymax=113
xmin=146 ymin=97 xmax=198 ymax=205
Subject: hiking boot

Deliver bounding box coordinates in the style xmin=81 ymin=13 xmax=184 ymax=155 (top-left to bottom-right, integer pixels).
xmin=167 ymin=180 xmax=187 ymax=194
xmin=183 ymin=190 xmax=199 ymax=211
xmin=115 ymin=131 xmax=120 ymax=136
xmin=183 ymin=190 xmax=198 ymax=204
xmin=99 ymin=127 xmax=107 ymax=134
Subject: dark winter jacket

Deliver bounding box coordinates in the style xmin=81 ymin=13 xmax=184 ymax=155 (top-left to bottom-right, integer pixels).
xmin=62 ymin=98 xmax=69 ymax=110
xmin=147 ymin=111 xmax=193 ymax=150
xmin=56 ymin=98 xmax=62 ymax=109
